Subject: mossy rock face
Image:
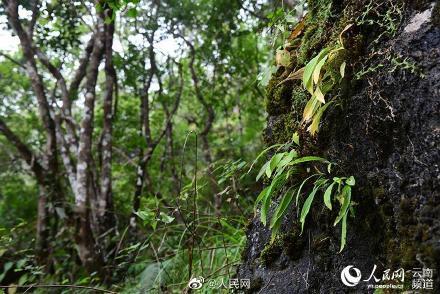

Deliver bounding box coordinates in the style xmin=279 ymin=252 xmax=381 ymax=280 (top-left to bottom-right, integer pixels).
xmin=238 ymin=1 xmax=439 ymax=292
xmin=265 ymin=79 xmax=293 ymax=116
xmin=260 ymin=238 xmax=283 ymax=266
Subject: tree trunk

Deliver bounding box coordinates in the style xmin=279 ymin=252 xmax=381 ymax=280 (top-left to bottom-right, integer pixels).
xmin=2 ymin=0 xmax=65 ymax=265
xmin=99 ymin=10 xmax=116 ymax=232
xmin=74 ymin=15 xmax=105 ymax=273
xmin=35 ymin=185 xmax=49 ymax=262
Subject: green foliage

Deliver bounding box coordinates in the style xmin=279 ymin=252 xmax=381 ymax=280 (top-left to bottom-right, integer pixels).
xmin=252 ymin=138 xmax=356 ymax=252
xmin=0 ymin=0 xmax=269 ymax=291
xmin=355 ymin=0 xmax=403 ymax=45
xmin=0 ymin=173 xmax=37 ymax=228
xmin=300 ymin=25 xmax=352 ymax=135
xmin=355 ymin=53 xmax=425 ymax=80
xmin=118 ymin=156 xmax=252 ymax=293
xmin=135 ymin=209 xmax=175 ymax=230
xmin=35 ymin=1 xmax=86 ymax=52
xmin=257 ymin=3 xmax=306 ymax=87
xmin=299 ymin=174 xmax=355 ymax=252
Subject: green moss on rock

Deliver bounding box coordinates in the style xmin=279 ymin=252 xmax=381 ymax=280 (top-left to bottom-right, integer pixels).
xmin=297 ymin=0 xmax=334 ymax=64
xmin=266 ymin=79 xmax=292 ymax=116
xmin=263 ymin=112 xmax=298 ymax=146
xmin=260 ymin=238 xmax=283 ymax=266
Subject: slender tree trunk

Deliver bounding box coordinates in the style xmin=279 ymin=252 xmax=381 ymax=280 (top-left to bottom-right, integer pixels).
xmin=164 ymin=122 xmax=180 ymax=189
xmin=35 ymin=185 xmax=52 ymax=262
xmin=74 ymin=16 xmax=105 ymax=273
xmin=2 ymin=0 xmax=65 ymax=264
xmin=99 ymin=11 xmax=116 ymax=231
xmin=131 ymin=153 xmax=152 ymax=227
xmin=130 ymin=27 xmax=156 ymax=228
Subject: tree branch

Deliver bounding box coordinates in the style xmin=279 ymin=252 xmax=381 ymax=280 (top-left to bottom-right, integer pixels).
xmin=68 ymin=36 xmax=95 ymax=100
xmin=4 ymin=0 xmax=55 ymax=138
xmin=0 ymin=51 xmax=25 ymax=69
xmin=181 ymin=36 xmax=215 ymax=137
xmin=0 ymin=118 xmax=45 ymax=185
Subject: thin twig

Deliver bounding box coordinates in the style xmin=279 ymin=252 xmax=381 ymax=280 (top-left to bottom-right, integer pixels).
xmin=0 ymin=51 xmax=25 ymax=68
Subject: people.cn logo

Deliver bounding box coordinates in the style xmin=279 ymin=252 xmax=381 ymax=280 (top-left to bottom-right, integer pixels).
xmin=341 ymin=265 xmax=362 ymax=287
xmin=188 ymin=276 xmax=204 ymax=289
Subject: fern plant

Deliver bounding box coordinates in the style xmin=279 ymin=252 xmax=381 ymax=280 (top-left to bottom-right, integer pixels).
xmin=251 ymin=138 xmax=355 ymax=252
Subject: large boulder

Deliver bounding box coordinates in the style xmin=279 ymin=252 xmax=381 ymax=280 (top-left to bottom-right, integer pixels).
xmin=238 ymin=0 xmax=439 ymax=292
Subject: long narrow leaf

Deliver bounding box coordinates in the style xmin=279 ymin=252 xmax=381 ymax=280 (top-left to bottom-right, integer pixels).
xmin=248 ymin=143 xmax=284 ymax=173
xmin=259 ymin=173 xmax=286 ymax=225
xmin=313 ymin=54 xmax=328 ymax=84
xmin=296 ymin=174 xmax=319 ymax=208
xmin=255 ymin=186 xmax=270 ymax=209
xmin=302 ymin=94 xmax=317 ymax=122
xmin=289 ymin=156 xmax=327 ymax=166
xmin=334 ymin=186 xmax=351 ymax=226
xmin=314 ymin=85 xmax=325 ymax=103
xmin=260 ymin=187 xmax=272 ymax=226
xmin=303 ymin=58 xmax=318 ymax=94
xmin=265 ymin=161 xmax=273 ymax=178
xmin=256 ymin=161 xmax=269 ymax=181
xmin=339 ymin=212 xmax=348 ymax=252
xmin=269 ymin=153 xmax=286 ymax=176
xmin=277 ymin=150 xmax=298 ymax=170
xmin=308 ymin=101 xmax=333 ymax=136
xmin=299 ymin=186 xmax=319 ymax=234
xmin=270 ymin=188 xmax=295 ymax=229
xmin=303 ymin=48 xmax=330 ymax=94
xmin=323 ymin=182 xmax=335 ymax=210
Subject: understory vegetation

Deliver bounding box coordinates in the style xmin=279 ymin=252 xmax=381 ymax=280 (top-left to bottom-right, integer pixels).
xmin=0 ymin=0 xmax=277 ymax=292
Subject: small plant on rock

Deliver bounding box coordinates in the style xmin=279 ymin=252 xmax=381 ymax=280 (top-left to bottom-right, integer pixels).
xmin=278 ymin=25 xmax=353 ymax=135
xmin=250 ymin=136 xmax=355 ymax=252
xmin=300 ymin=24 xmax=352 ymax=135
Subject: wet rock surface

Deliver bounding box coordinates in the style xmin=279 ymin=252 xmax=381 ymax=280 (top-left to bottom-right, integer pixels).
xmin=237 ymin=2 xmax=439 ymax=293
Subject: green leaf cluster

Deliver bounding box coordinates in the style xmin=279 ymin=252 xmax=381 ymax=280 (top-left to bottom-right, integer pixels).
xmin=135 ymin=209 xmax=175 ymax=230
xmin=252 ymin=139 xmax=356 ymax=252
xmin=299 ymin=174 xmax=355 ymax=252
xmin=301 ymin=25 xmax=352 ymax=135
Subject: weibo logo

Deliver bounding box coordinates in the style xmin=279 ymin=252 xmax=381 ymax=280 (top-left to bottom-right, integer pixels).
xmin=341 ymin=265 xmax=362 ymax=287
